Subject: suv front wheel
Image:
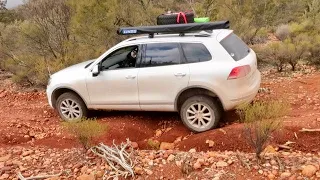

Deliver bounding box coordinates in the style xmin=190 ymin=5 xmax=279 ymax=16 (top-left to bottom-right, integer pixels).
xmin=56 ymin=92 xmax=88 ymax=121
xmin=180 ymin=95 xmax=221 ymax=132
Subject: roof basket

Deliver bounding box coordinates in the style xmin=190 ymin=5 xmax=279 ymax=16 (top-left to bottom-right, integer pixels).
xmin=117 ymin=21 xmax=230 ymax=38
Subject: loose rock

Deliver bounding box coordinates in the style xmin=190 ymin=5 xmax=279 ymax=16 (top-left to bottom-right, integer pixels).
xmin=216 ymin=161 xmax=228 ymax=167
xmin=280 ymin=172 xmax=292 ymax=179
xmin=134 ymin=167 xmax=143 ymax=175
xmin=0 ymin=154 xmax=11 ymax=162
xmin=159 ymin=142 xmax=174 ymax=150
xmin=167 ymin=154 xmax=175 ymax=162
xmin=131 ymin=142 xmax=139 ymax=149
xmin=77 ymin=174 xmax=95 ymax=180
xmin=302 ymin=165 xmax=317 ymax=177
xmin=145 ymin=169 xmax=153 ymax=175
xmin=268 ymin=173 xmax=275 ymax=179
xmin=193 ymin=161 xmax=201 ymax=169
xmin=155 ymin=130 xmax=162 ymax=137
xmin=206 ymin=140 xmax=215 ymax=147
xmin=96 ymin=170 xmax=104 ymax=178
xmin=189 ymin=148 xmax=196 ymax=153
xmin=0 ymin=174 xmax=9 ymax=180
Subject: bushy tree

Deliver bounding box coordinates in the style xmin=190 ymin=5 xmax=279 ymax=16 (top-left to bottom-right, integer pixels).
xmin=0 ymin=10 xmax=22 ymax=23
xmin=0 ymin=0 xmax=320 ymax=86
xmin=308 ymin=35 xmax=320 ymax=66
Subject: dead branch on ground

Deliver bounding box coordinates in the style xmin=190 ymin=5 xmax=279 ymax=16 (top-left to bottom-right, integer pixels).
xmin=275 ymin=155 xmax=284 ymax=172
xmin=299 ymin=128 xmax=320 ymax=132
xmin=236 ymin=150 xmax=251 ymax=170
xmin=91 ymin=139 xmax=135 ymax=180
xmin=17 ymin=171 xmax=66 ymax=180
xmin=278 ymin=141 xmax=295 ymax=150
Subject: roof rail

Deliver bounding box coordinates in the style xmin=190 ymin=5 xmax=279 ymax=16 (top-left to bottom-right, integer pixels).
xmin=117 ymin=21 xmax=229 ymax=38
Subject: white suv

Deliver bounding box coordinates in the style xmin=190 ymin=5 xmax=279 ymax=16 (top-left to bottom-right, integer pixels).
xmin=46 ymin=25 xmax=261 ymax=132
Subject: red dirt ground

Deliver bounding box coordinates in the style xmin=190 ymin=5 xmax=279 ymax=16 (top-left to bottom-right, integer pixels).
xmin=0 ymin=69 xmax=319 ymax=154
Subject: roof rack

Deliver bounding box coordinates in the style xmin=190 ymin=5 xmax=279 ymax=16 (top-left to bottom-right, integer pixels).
xmin=117 ymin=21 xmax=229 ymax=38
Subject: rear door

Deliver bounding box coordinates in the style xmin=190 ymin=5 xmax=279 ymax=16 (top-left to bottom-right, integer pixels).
xmin=137 ymin=43 xmax=190 ymax=111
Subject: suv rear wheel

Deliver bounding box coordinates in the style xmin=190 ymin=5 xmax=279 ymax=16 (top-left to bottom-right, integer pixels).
xmin=56 ymin=92 xmax=88 ymax=121
xmin=180 ymin=95 xmax=221 ymax=132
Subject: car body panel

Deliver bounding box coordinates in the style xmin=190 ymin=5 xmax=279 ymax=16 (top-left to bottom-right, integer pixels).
xmin=86 ymin=68 xmax=140 ymax=110
xmin=138 ymin=63 xmax=190 ymax=111
xmin=47 ymin=29 xmax=261 ymax=113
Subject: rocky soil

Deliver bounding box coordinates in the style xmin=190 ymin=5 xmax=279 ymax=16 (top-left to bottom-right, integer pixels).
xmin=0 ymin=66 xmax=320 ymax=179
xmin=0 ymin=146 xmax=319 ymax=179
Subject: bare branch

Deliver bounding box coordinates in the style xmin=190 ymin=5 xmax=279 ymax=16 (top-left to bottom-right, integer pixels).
xmin=91 ymin=139 xmax=135 ymax=180
xmin=300 ymin=128 xmax=320 ymax=132
xmin=17 ymin=171 xmax=65 ymax=180
xmin=236 ymin=150 xmax=251 ymax=170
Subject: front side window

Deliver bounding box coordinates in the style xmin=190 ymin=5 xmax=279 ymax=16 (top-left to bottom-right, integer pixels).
xmin=100 ymin=45 xmax=139 ymax=70
xmin=141 ymin=43 xmax=181 ymax=67
xmin=181 ymin=43 xmax=212 ymax=63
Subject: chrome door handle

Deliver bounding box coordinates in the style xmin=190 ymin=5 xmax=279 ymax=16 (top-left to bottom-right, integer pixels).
xmin=174 ymin=73 xmax=186 ymax=77
xmin=125 ymin=75 xmax=136 ymax=79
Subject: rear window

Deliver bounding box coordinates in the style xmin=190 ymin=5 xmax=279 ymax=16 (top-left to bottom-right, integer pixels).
xmin=220 ymin=33 xmax=250 ymax=61
xmin=181 ymin=43 xmax=212 ymax=63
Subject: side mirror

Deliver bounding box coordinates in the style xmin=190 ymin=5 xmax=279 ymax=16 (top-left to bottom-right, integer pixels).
xmin=92 ymin=64 xmax=100 ymax=77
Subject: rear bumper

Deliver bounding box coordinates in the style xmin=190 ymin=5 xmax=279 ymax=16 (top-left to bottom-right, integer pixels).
xmin=222 ymin=70 xmax=261 ymax=111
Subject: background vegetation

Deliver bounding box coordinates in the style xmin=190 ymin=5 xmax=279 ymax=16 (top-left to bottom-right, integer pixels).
xmin=62 ymin=118 xmax=108 ymax=149
xmin=236 ymin=100 xmax=290 ymax=159
xmin=0 ymin=0 xmax=319 ymax=86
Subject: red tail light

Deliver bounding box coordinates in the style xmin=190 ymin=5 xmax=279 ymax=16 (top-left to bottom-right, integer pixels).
xmin=228 ymin=65 xmax=251 ymax=80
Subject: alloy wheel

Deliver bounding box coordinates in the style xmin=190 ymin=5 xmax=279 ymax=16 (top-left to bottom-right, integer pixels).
xmin=59 ymin=99 xmax=82 ymax=120
xmin=186 ymin=103 xmax=214 ymax=129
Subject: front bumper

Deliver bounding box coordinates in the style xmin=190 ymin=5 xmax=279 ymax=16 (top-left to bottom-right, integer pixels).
xmin=46 ymin=88 xmax=54 ymax=108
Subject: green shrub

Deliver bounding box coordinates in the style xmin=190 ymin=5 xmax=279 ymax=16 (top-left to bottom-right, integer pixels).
xmin=237 ymin=101 xmax=289 ymax=123
xmin=236 ymin=100 xmax=290 ymax=159
xmin=257 ymin=37 xmax=310 ymax=72
xmin=257 ymin=42 xmax=288 ymax=72
xmin=275 ymin=24 xmax=290 ymax=41
xmin=251 ymin=28 xmax=269 ymax=44
xmin=62 ymin=118 xmax=108 ymax=149
xmin=308 ymin=35 xmax=320 ymax=66
xmin=147 ymin=139 xmax=160 ymax=150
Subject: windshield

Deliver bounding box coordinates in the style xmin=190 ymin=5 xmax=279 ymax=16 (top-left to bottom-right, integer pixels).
xmin=85 ymin=62 xmax=94 ymax=68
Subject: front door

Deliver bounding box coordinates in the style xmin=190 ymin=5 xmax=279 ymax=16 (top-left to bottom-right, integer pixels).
xmin=86 ymin=45 xmax=141 ymax=110
xmin=138 ymin=43 xmax=190 ymax=111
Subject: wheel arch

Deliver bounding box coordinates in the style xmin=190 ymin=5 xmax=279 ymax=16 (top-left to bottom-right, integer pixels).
xmin=51 ymin=87 xmax=88 ymax=109
xmin=175 ymin=86 xmax=224 ymax=112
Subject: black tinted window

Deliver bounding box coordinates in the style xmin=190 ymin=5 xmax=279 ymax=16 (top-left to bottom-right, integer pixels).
xmin=101 ymin=46 xmax=138 ymax=70
xmin=181 ymin=43 xmax=212 ymax=63
xmin=142 ymin=43 xmax=180 ymax=67
xmin=220 ymin=33 xmax=250 ymax=61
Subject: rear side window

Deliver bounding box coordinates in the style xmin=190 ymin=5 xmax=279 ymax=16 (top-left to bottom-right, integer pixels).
xmin=181 ymin=43 xmax=212 ymax=63
xmin=220 ymin=33 xmax=250 ymax=61
xmin=141 ymin=43 xmax=180 ymax=67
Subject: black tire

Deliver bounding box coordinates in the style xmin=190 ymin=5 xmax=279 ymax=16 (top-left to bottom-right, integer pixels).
xmin=56 ymin=92 xmax=88 ymax=121
xmin=180 ymin=95 xmax=221 ymax=133
xmin=157 ymin=12 xmax=194 ymax=25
